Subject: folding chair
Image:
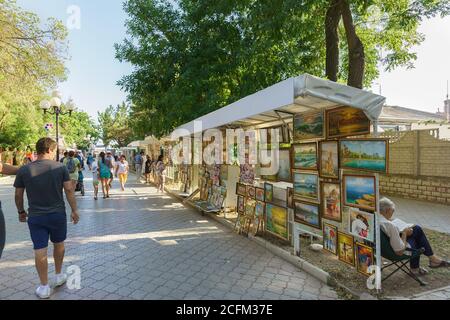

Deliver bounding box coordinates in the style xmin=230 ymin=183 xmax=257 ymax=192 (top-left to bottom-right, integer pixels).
xmin=380 ymin=230 xmax=427 ymax=286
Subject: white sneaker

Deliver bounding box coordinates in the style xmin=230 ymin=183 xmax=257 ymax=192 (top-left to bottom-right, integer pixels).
xmin=35 ymin=285 xmax=51 ymax=299
xmin=55 ymin=273 xmax=68 ymax=287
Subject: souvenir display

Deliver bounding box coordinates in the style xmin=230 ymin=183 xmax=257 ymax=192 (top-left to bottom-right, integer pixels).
xmin=323 ymin=223 xmax=338 ymax=255
xmin=293 ymin=171 xmax=319 ymax=201
xmin=338 ymin=232 xmax=355 ymax=266
xmin=293 ymin=143 xmax=317 ymax=170
xmin=293 ymin=110 xmax=325 ymax=141
xmin=294 ymin=200 xmax=321 ymax=229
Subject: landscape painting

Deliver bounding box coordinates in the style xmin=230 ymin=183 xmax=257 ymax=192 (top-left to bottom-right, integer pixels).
xmin=265 ymin=204 xmax=288 ymax=240
xmin=321 ymin=182 xmax=342 ymax=222
xmin=293 ymin=111 xmax=324 ymax=142
xmin=327 ymin=106 xmax=370 ymax=139
xmin=293 ymin=171 xmax=319 ymax=201
xmin=293 ymin=143 xmax=317 ymax=170
xmin=294 ymin=201 xmax=321 ymax=229
xmin=338 ymin=232 xmax=355 ymax=266
xmin=356 ymin=243 xmax=374 ymax=276
xmin=323 ymin=223 xmax=338 ymax=255
xmin=340 ymin=139 xmax=388 ymax=173
xmin=343 ymin=175 xmax=376 ymax=211
xmin=319 ymin=141 xmax=339 ymax=179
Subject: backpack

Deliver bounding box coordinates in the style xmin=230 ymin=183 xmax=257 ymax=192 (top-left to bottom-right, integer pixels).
xmin=66 ymin=158 xmax=76 ymax=174
xmin=99 ymin=161 xmax=110 ymax=177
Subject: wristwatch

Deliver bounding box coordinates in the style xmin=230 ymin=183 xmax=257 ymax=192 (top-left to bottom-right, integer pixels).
xmin=18 ymin=210 xmax=26 ymax=215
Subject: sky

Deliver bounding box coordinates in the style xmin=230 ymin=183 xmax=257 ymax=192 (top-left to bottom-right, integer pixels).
xmin=17 ymin=1 xmax=450 ymax=121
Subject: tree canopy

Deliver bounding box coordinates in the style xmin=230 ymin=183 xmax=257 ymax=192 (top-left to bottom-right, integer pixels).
xmin=116 ymin=0 xmax=449 ymax=138
xmin=97 ymin=102 xmax=137 ymax=148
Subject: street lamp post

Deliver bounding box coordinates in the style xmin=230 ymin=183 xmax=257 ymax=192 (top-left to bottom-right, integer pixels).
xmin=40 ymin=91 xmax=75 ymax=161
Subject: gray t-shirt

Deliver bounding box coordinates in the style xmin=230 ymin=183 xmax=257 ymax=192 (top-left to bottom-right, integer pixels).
xmin=14 ymin=160 xmax=70 ymax=217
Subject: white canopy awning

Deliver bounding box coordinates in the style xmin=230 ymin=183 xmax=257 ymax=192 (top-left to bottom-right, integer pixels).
xmin=170 ymin=74 xmax=385 ymax=137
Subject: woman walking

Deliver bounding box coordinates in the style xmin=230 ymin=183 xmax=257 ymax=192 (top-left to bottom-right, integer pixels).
xmin=144 ymin=155 xmax=152 ymax=184
xmin=115 ymin=155 xmax=129 ymax=191
xmin=155 ymin=155 xmax=166 ymax=193
xmin=98 ymin=152 xmax=111 ymax=198
xmin=63 ymin=150 xmax=81 ymax=192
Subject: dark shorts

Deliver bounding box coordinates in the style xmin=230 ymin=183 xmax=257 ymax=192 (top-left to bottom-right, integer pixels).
xmin=0 ymin=206 xmax=5 ymax=259
xmin=27 ymin=213 xmax=67 ymax=250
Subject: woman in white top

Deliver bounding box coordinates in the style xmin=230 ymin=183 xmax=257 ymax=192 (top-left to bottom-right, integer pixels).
xmin=155 ymin=155 xmax=166 ymax=192
xmin=115 ymin=155 xmax=129 ymax=191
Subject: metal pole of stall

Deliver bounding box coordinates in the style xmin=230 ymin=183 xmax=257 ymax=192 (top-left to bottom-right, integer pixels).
xmin=373 ymin=120 xmax=382 ymax=292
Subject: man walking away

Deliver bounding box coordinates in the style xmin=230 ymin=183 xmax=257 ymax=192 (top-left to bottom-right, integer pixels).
xmin=60 ymin=151 xmax=68 ymax=164
xmin=134 ymin=151 xmax=144 ymax=182
xmin=14 ymin=138 xmax=80 ymax=299
xmin=0 ymin=160 xmax=18 ymax=260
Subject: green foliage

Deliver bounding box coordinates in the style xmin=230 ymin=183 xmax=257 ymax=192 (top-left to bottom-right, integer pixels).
xmin=116 ymin=0 xmax=449 ymax=138
xmin=97 ymin=103 xmax=137 ymax=148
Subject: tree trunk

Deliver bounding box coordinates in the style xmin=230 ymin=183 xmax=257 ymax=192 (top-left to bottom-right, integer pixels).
xmin=325 ymin=0 xmax=342 ymax=82
xmin=340 ymin=0 xmax=365 ymax=89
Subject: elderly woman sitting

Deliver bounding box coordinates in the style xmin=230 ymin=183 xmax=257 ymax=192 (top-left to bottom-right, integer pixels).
xmin=379 ymin=197 xmax=449 ymax=275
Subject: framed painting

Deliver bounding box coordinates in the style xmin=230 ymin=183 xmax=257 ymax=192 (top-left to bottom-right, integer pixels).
xmin=255 ymin=201 xmax=265 ymax=218
xmin=293 ymin=110 xmax=325 ymax=142
xmin=321 ymin=182 xmax=342 ymax=222
xmin=255 ymin=187 xmax=265 ymax=202
xmin=237 ymin=195 xmax=245 ymax=214
xmin=245 ymin=199 xmax=256 ymax=218
xmin=340 ymin=138 xmax=389 ymax=174
xmin=265 ymin=203 xmax=289 ymax=241
xmin=356 ymin=242 xmax=374 ymax=276
xmin=323 ymin=222 xmax=338 ymax=255
xmin=246 ymin=185 xmax=256 ymax=199
xmin=327 ymin=106 xmax=370 ymax=139
xmin=293 ymin=171 xmax=319 ymax=201
xmin=343 ymin=174 xmax=376 ymax=212
xmin=236 ymin=183 xmax=247 ymax=197
xmin=277 ymin=148 xmax=292 ymax=182
xmin=264 ymin=182 xmax=274 ymax=204
xmin=286 ymin=187 xmax=294 ymax=209
xmin=347 ymin=207 xmax=375 ymax=242
xmin=294 ymin=200 xmax=321 ymax=229
xmin=338 ymin=232 xmax=355 ymax=266
xmin=292 ymin=143 xmax=317 ymax=170
xmin=319 ymin=140 xmax=339 ymax=179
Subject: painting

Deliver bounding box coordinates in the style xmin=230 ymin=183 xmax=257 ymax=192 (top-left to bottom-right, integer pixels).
xmin=321 ymin=182 xmax=342 ymax=222
xmin=319 ymin=141 xmax=339 ymax=179
xmin=338 ymin=232 xmax=355 ymax=266
xmin=264 ymin=183 xmax=274 ymax=204
xmin=245 ymin=199 xmax=256 ymax=218
xmin=246 ymin=185 xmax=256 ymax=199
xmin=293 ymin=143 xmax=317 ymax=170
xmin=255 ymin=201 xmax=265 ymax=217
xmin=293 ymin=110 xmax=325 ymax=142
xmin=323 ymin=223 xmax=338 ymax=255
xmin=294 ymin=200 xmax=321 ymax=229
xmin=340 ymin=139 xmax=389 ymax=173
xmin=236 ymin=183 xmax=246 ymax=196
xmin=293 ymin=171 xmax=319 ymax=201
xmin=347 ymin=207 xmax=375 ymax=242
xmin=286 ymin=187 xmax=294 ymax=209
xmin=240 ymin=164 xmax=255 ymax=184
xmin=327 ymin=106 xmax=371 ymax=139
xmin=356 ymin=243 xmax=374 ymax=276
xmin=265 ymin=204 xmax=288 ymax=240
xmin=343 ymin=174 xmax=376 ymax=211
xmin=277 ymin=148 xmax=292 ymax=182
xmin=255 ymin=187 xmax=265 ymax=202
xmin=237 ymin=195 xmax=245 ymax=214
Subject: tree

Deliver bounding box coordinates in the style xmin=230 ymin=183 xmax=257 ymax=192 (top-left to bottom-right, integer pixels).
xmin=97 ymin=103 xmax=136 ymax=148
xmin=0 ymin=0 xmax=69 ymax=148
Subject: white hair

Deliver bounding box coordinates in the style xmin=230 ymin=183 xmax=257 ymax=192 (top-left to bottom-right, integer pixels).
xmin=379 ymin=197 xmax=395 ymax=213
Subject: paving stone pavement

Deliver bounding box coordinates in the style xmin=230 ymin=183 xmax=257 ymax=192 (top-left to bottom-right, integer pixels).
xmin=0 ymin=176 xmax=338 ymax=300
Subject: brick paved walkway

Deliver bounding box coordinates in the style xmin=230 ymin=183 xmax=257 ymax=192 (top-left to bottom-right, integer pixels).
xmin=0 ymin=176 xmax=337 ymax=300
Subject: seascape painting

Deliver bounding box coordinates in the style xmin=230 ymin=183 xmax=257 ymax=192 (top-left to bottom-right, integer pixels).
xmin=294 ymin=201 xmax=321 ymax=229
xmin=293 ymin=143 xmax=317 ymax=170
xmin=343 ymin=175 xmax=376 ymax=211
xmin=293 ymin=171 xmax=319 ymax=201
xmin=293 ymin=111 xmax=324 ymax=142
xmin=327 ymin=107 xmax=370 ymax=138
xmin=340 ymin=139 xmax=388 ymax=173
xmin=319 ymin=141 xmax=339 ymax=179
